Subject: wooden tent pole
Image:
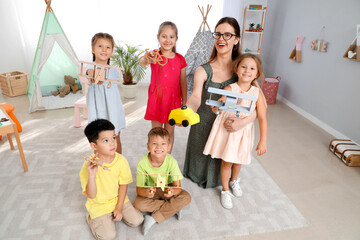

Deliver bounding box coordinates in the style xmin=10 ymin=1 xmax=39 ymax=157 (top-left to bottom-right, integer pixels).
xmin=45 ymin=0 xmax=53 ymax=12
xmin=205 ymin=5 xmax=212 ymax=31
xmin=198 ymin=4 xmax=212 ymax=32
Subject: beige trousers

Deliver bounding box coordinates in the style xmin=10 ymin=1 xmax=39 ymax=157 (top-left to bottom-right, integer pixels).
xmin=86 ymin=201 xmax=144 ymax=240
xmin=134 ymin=189 xmax=191 ymax=223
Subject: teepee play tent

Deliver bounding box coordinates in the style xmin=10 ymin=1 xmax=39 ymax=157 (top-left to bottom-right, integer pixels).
xmin=27 ymin=0 xmax=80 ymax=112
xmin=184 ymin=5 xmax=214 ymax=97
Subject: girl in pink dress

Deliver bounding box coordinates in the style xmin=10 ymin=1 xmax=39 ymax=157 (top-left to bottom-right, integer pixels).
xmin=203 ymin=54 xmax=267 ymax=209
xmin=143 ymin=21 xmax=187 ymax=153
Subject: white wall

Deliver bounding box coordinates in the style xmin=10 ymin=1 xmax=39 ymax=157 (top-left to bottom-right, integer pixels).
xmin=262 ymin=0 xmax=360 ymax=143
xmin=0 ymin=0 xmax=225 ymax=83
xmin=0 ymin=1 xmax=29 ymax=73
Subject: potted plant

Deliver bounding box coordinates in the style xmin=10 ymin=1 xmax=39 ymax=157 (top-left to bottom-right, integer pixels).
xmin=256 ymin=24 xmax=262 ymax=32
xmin=111 ymin=42 xmax=147 ymax=98
xmin=249 ymin=23 xmax=255 ymax=31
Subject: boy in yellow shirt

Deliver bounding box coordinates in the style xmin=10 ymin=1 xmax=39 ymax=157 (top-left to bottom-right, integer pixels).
xmin=79 ymin=119 xmax=143 ymax=240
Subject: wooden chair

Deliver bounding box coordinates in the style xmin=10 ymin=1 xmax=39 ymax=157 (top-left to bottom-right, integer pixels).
xmin=73 ymin=67 xmax=88 ymax=128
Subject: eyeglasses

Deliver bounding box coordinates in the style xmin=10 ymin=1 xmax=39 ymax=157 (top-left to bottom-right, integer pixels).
xmin=212 ymin=32 xmax=237 ymax=40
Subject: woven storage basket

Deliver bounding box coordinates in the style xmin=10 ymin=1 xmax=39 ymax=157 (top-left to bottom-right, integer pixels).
xmin=0 ymin=71 xmax=28 ymax=97
xmin=261 ymin=76 xmax=280 ymax=104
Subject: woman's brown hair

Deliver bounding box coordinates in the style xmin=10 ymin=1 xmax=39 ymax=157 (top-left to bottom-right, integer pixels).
xmin=208 ymin=17 xmax=241 ymax=63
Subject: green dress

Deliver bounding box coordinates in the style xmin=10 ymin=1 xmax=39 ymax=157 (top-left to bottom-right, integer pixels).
xmin=183 ymin=63 xmax=237 ymax=188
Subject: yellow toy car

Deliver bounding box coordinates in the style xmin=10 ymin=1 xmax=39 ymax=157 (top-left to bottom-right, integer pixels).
xmin=168 ymin=106 xmax=200 ymax=127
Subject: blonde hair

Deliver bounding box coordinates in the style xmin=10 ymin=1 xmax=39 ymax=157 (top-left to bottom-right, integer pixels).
xmin=233 ymin=53 xmax=265 ymax=84
xmin=157 ymin=21 xmax=178 ymax=53
xmin=91 ymin=32 xmax=115 ymax=65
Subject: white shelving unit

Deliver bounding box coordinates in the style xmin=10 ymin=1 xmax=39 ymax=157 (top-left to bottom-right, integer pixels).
xmin=240 ymin=7 xmax=267 ymax=55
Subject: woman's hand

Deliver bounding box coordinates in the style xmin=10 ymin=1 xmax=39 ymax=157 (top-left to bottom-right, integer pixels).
xmin=224 ymin=111 xmax=257 ymax=132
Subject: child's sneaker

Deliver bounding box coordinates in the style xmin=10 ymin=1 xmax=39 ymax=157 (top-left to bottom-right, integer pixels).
xmin=142 ymin=215 xmax=156 ymax=236
xmin=175 ymin=210 xmax=183 ymax=220
xmin=229 ymin=178 xmax=243 ymax=197
xmin=221 ymin=190 xmax=234 ymax=209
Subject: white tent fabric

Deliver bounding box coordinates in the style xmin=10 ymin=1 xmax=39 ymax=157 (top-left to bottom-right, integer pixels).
xmin=38 ymin=34 xmax=78 ymax=76
xmin=28 ymin=9 xmax=80 ymax=113
xmin=184 ymin=29 xmax=214 ymax=97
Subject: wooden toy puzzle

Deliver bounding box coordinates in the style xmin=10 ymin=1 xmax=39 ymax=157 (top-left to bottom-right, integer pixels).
xmin=206 ymin=87 xmax=258 ymax=117
xmin=137 ymin=173 xmax=181 ymax=192
xmin=139 ymin=49 xmax=168 ymax=67
xmin=78 ymin=61 xmax=124 ymax=88
xmin=80 ymin=155 xmax=110 ymax=171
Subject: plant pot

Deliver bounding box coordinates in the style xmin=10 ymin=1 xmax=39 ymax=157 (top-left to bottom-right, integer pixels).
xmin=121 ymin=84 xmax=138 ymax=99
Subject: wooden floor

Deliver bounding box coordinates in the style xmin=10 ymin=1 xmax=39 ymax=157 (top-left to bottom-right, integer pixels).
xmin=1 ymin=85 xmax=359 ymax=240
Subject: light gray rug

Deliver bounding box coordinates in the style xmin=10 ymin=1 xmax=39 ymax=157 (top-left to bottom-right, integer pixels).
xmin=0 ymin=114 xmax=307 ymax=239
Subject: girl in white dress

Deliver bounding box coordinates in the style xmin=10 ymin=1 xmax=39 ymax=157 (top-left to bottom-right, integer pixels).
xmin=203 ymin=53 xmax=267 ymax=209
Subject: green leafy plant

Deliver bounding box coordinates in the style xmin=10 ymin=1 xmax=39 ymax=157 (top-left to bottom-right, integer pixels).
xmin=111 ymin=42 xmax=147 ymax=85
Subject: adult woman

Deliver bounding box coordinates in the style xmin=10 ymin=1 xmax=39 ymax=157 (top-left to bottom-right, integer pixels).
xmin=183 ymin=17 xmax=257 ymax=188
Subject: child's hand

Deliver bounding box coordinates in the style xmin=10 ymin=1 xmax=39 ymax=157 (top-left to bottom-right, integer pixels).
xmin=94 ymin=69 xmax=104 ymax=85
xmin=149 ymin=50 xmax=156 ymax=58
xmin=147 ymin=187 xmax=156 ymax=198
xmin=164 ymin=187 xmax=174 ymax=198
xmin=113 ymin=208 xmax=123 ymax=222
xmin=87 ymin=69 xmax=96 ymax=84
xmin=211 ymin=105 xmax=219 ymax=114
xmin=86 ymin=155 xmax=98 ymax=177
xmin=87 ymin=69 xmax=94 ymax=76
xmin=256 ymin=140 xmax=267 ymax=156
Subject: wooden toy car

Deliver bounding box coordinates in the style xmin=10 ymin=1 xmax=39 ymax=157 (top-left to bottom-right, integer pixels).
xmin=168 ymin=106 xmax=200 ymax=127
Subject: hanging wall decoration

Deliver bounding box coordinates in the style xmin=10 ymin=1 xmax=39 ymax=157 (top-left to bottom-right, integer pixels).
xmin=310 ymin=26 xmax=328 ymax=52
xmin=343 ymin=24 xmax=360 ymax=62
xmin=289 ymin=36 xmax=304 ymax=62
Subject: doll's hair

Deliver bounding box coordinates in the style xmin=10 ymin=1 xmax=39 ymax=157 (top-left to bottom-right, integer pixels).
xmin=148 ymin=127 xmax=170 ymax=143
xmin=91 ymin=32 xmax=115 ymax=65
xmin=157 ymin=21 xmax=178 ymax=53
xmin=233 ymin=53 xmax=265 ymax=84
xmin=208 ymin=17 xmax=241 ymax=63
xmin=84 ymin=119 xmax=115 ymax=143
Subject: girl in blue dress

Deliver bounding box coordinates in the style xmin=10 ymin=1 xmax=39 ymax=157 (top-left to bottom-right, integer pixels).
xmin=86 ymin=32 xmax=125 ymax=153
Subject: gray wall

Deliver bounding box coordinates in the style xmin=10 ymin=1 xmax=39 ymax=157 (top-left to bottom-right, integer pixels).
xmin=261 ymin=0 xmax=360 ymax=143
